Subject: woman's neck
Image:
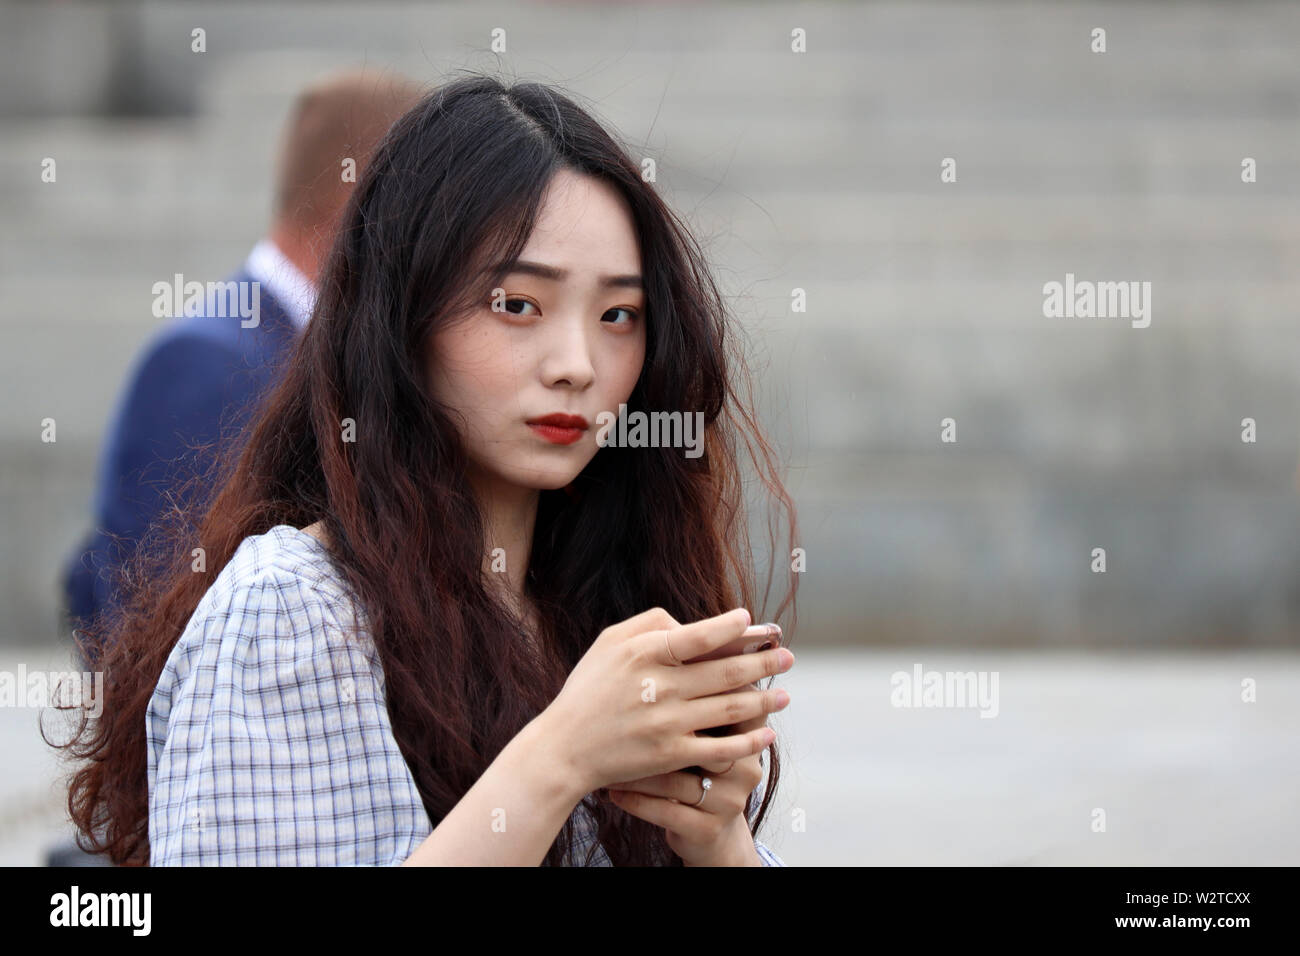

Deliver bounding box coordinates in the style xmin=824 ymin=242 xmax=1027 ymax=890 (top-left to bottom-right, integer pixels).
xmin=303 ymin=471 xmax=544 ymax=636
xmin=468 ymin=466 xmax=541 ymax=625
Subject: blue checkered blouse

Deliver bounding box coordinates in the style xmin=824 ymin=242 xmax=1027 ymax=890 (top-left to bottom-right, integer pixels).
xmin=146 ymin=525 xmax=786 ymax=866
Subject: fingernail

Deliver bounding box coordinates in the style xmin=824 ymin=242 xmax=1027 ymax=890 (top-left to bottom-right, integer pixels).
xmin=737 ymin=608 xmax=751 ymax=627
xmin=774 ymin=688 xmax=790 ymax=706
xmin=778 ymin=648 xmax=794 ymax=667
xmin=762 ymin=728 xmax=777 ymax=745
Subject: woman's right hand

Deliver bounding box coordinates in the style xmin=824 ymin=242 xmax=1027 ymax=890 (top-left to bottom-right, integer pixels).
xmin=543 ymin=607 xmax=794 ymax=795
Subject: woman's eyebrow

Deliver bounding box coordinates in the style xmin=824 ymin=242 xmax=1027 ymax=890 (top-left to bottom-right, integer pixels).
xmin=496 ymin=258 xmax=644 ymax=290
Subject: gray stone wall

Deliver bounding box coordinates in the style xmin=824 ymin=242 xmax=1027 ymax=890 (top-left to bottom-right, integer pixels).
xmin=2 ymin=1 xmax=1299 ymax=647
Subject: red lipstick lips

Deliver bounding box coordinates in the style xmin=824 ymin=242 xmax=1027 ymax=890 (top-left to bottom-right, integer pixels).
xmin=526 ymin=413 xmax=589 ymax=446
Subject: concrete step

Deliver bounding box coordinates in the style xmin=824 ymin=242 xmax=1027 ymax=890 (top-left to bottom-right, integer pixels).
xmin=6 ymin=115 xmax=1300 ymax=211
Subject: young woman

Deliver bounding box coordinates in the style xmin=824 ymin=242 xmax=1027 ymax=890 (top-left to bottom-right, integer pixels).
xmin=59 ymin=74 xmax=800 ymax=866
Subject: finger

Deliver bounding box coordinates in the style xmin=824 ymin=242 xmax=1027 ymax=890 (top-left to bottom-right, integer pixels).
xmin=621 ymin=772 xmax=749 ymax=819
xmin=678 ymin=645 xmax=794 ymax=699
xmin=677 ymin=771 xmax=747 ymax=814
xmin=691 ymin=728 xmax=754 ymax=775
xmin=639 ymin=607 xmax=750 ymax=667
xmin=682 ymin=623 xmax=782 ymax=664
xmin=712 ymin=710 xmax=770 ymax=737
xmin=729 ymin=752 xmax=766 ymax=794
xmin=696 ymin=757 xmax=736 ymax=774
xmin=608 ymin=790 xmax=713 ymax=842
xmin=691 ymin=745 xmax=739 ymax=775
xmin=607 ymin=770 xmax=700 ymax=804
xmin=605 ymin=607 xmax=680 ymax=644
xmin=602 ymin=771 xmax=671 ymax=792
xmin=683 ymin=686 xmax=788 ymax=736
xmin=693 ymin=703 xmax=771 ymax=770
xmin=681 ymin=722 xmax=777 ymax=767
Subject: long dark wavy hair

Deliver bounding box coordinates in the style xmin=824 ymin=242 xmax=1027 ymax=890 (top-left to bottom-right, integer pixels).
xmin=53 ymin=72 xmax=799 ymax=866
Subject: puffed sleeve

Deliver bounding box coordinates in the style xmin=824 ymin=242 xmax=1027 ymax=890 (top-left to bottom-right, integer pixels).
xmin=146 ymin=568 xmax=433 ymax=865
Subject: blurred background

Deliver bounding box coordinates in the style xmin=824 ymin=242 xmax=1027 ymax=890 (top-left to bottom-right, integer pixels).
xmin=1 ymin=0 xmax=1298 ymax=865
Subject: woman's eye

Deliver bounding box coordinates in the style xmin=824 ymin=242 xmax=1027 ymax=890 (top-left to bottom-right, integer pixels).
xmin=502 ymin=298 xmax=540 ymax=317
xmin=602 ymin=307 xmax=639 ymax=325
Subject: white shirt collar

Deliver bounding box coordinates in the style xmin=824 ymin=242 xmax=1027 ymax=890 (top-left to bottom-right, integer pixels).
xmin=244 ymin=238 xmax=317 ymax=331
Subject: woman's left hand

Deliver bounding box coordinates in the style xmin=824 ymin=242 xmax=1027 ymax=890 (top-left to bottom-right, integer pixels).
xmin=605 ymin=706 xmax=770 ymax=866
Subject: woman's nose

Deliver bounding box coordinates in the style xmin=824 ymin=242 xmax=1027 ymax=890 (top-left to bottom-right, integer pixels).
xmin=540 ymin=315 xmax=596 ymax=388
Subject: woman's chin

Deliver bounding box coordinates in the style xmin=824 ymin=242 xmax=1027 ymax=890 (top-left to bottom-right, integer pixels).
xmin=529 ymin=473 xmax=583 ymax=492
xmin=500 ymin=465 xmax=585 ymax=492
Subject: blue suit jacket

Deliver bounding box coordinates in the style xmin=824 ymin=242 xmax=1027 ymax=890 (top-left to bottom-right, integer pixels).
xmin=63 ymin=266 xmax=302 ymax=654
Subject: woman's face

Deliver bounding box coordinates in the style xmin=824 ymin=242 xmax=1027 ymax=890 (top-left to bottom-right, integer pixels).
xmin=427 ymin=168 xmax=647 ymax=494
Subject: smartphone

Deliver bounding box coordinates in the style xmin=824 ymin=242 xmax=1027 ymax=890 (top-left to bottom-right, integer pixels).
xmin=684 ymin=623 xmax=784 ymax=664
xmin=685 ymin=622 xmax=785 ymax=744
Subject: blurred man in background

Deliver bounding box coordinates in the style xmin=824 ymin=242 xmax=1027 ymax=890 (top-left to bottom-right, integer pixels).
xmin=61 ymin=69 xmax=424 ymax=669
